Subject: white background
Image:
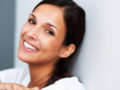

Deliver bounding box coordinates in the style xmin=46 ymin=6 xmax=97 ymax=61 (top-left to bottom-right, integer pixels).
xmin=14 ymin=0 xmax=120 ymax=90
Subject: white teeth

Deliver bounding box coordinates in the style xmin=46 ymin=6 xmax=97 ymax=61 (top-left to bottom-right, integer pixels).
xmin=24 ymin=41 xmax=38 ymax=51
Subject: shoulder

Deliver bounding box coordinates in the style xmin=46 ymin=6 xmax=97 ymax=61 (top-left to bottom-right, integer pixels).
xmin=42 ymin=77 xmax=85 ymax=90
xmin=0 ymin=67 xmax=29 ymax=84
xmin=0 ymin=68 xmax=25 ymax=74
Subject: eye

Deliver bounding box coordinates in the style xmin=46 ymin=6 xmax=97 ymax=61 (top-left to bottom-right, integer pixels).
xmin=46 ymin=30 xmax=54 ymax=35
xmin=28 ymin=19 xmax=36 ymax=24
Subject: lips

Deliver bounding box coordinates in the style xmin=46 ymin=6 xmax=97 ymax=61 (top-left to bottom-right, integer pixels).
xmin=22 ymin=40 xmax=39 ymax=53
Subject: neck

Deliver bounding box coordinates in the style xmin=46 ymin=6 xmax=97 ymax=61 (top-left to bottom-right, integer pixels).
xmin=28 ymin=63 xmax=55 ymax=89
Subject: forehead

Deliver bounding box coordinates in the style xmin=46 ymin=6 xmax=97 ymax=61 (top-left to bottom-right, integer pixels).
xmin=33 ymin=4 xmax=64 ymax=16
xmin=32 ymin=4 xmax=65 ymax=28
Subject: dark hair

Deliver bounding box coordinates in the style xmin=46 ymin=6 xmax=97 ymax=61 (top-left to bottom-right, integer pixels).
xmin=33 ymin=0 xmax=85 ymax=87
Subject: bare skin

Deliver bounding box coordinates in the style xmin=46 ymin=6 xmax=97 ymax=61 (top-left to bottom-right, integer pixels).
xmin=0 ymin=81 xmax=39 ymax=90
xmin=0 ymin=4 xmax=75 ymax=90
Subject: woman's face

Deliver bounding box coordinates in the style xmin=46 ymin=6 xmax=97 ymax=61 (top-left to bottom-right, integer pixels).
xmin=17 ymin=4 xmax=67 ymax=65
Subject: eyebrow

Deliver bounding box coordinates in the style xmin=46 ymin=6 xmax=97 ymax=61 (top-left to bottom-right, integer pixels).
xmin=29 ymin=13 xmax=36 ymax=19
xmin=29 ymin=13 xmax=58 ymax=31
xmin=45 ymin=23 xmax=58 ymax=31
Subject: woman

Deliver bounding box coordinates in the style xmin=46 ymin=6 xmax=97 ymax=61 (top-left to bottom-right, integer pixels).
xmin=0 ymin=0 xmax=85 ymax=89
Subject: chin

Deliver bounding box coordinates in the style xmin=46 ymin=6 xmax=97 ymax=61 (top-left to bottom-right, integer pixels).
xmin=17 ymin=51 xmax=43 ymax=65
xmin=17 ymin=51 xmax=33 ymax=63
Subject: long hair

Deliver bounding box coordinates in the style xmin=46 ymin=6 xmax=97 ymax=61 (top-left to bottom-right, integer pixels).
xmin=32 ymin=0 xmax=85 ymax=87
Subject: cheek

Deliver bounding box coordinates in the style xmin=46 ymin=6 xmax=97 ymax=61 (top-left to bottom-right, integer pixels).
xmin=40 ymin=36 xmax=61 ymax=52
xmin=20 ymin=25 xmax=29 ymax=36
xmin=18 ymin=27 xmax=26 ymax=46
xmin=20 ymin=22 xmax=33 ymax=36
xmin=38 ymin=33 xmax=64 ymax=59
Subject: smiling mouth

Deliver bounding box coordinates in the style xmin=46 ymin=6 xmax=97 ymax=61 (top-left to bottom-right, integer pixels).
xmin=23 ymin=41 xmax=39 ymax=52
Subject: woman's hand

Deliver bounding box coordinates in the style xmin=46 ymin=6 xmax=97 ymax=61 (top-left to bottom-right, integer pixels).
xmin=0 ymin=82 xmax=39 ymax=90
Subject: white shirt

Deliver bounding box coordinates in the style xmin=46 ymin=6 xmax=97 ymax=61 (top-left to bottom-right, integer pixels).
xmin=0 ymin=68 xmax=85 ymax=90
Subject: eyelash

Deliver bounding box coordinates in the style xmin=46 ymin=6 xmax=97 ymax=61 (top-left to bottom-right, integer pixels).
xmin=28 ymin=18 xmax=36 ymax=24
xmin=46 ymin=30 xmax=54 ymax=35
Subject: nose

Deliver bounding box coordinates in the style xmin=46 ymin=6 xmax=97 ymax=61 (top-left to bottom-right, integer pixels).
xmin=26 ymin=27 xmax=39 ymax=41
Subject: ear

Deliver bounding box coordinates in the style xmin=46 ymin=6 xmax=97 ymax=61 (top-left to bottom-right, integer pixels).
xmin=58 ymin=44 xmax=76 ymax=58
